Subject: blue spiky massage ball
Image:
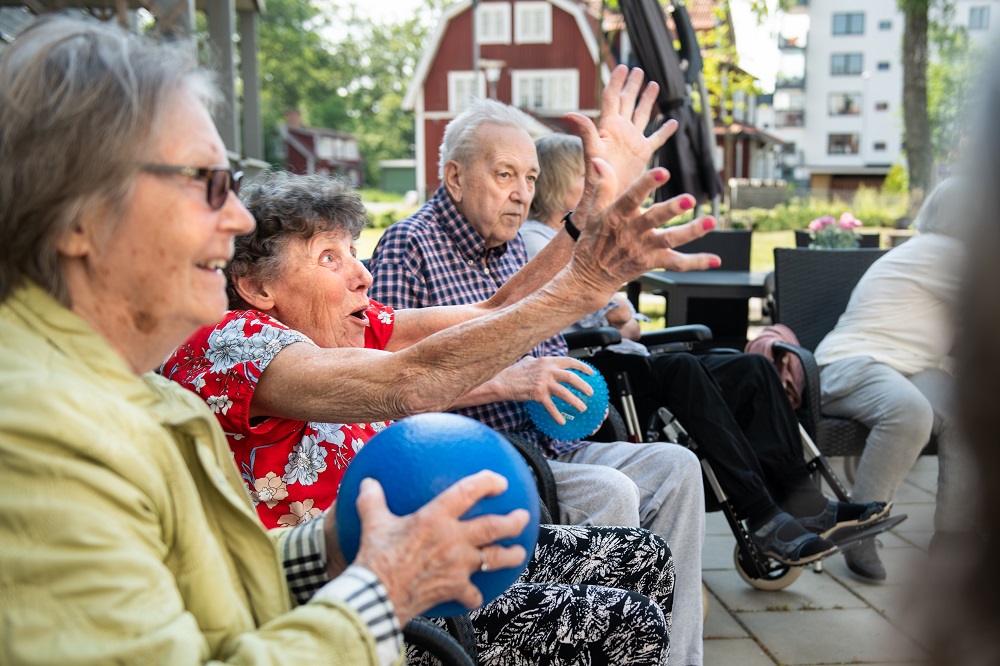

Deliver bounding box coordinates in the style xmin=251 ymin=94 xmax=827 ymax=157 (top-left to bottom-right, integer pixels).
xmin=524 ymin=360 xmax=609 ymax=441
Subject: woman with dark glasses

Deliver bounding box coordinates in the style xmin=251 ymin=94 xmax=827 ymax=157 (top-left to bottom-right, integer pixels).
xmin=0 ymin=15 xmax=716 ymax=665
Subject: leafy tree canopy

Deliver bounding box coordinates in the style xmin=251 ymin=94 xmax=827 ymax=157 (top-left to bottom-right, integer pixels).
xmin=258 ymin=0 xmax=448 ymax=184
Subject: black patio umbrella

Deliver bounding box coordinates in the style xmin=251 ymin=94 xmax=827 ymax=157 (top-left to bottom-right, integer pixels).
xmin=619 ymin=0 xmax=722 ymax=205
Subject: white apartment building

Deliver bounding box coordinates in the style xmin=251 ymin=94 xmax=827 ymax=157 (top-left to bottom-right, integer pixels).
xmin=769 ymin=0 xmax=999 ymax=193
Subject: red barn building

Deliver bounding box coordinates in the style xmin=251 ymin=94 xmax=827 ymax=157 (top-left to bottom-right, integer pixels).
xmin=280 ymin=110 xmax=365 ymax=187
xmin=403 ymin=0 xmax=608 ymax=199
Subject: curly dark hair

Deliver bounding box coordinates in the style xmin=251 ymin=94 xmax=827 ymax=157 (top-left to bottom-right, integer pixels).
xmin=228 ymin=171 xmax=370 ymax=309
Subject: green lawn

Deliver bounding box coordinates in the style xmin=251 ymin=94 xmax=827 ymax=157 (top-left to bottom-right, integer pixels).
xmin=358 ymin=227 xmax=797 ymax=273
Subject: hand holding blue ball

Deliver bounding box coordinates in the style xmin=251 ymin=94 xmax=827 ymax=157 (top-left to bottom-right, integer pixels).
xmin=525 ymin=360 xmax=610 ymax=441
xmin=335 ymin=413 xmax=541 ymax=617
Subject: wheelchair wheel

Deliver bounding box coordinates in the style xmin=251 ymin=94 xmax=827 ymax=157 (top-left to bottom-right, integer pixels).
xmin=733 ymin=545 xmax=803 ymax=591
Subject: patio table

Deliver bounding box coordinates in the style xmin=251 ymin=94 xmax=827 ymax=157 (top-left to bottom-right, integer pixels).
xmin=626 ymin=270 xmax=769 ymax=332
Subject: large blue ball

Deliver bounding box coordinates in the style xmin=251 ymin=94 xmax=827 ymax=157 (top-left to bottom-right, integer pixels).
xmin=335 ymin=413 xmax=540 ymax=617
xmin=525 ymin=360 xmax=610 ymax=441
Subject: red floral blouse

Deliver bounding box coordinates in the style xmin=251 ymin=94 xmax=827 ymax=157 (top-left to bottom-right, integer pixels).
xmin=162 ymin=301 xmax=396 ymax=528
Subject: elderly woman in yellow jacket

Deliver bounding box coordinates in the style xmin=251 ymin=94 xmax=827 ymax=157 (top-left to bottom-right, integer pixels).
xmin=0 ymin=17 xmax=717 ymax=665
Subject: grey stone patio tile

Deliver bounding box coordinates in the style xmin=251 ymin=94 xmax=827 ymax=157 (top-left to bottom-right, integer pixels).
xmin=824 ymin=544 xmax=929 ymax=590
xmin=890 ymin=503 xmax=935 ymax=533
xmin=703 ymin=568 xmax=864 ymax=613
xmin=705 ymin=509 xmax=732 ymax=536
xmin=736 ymin=608 xmax=926 ymax=665
xmin=902 ymin=469 xmax=938 ymax=495
xmin=703 ymin=638 xmax=776 ymax=665
xmin=702 ymin=533 xmax=737 ymax=570
xmin=892 ymin=530 xmax=933 ymax=550
xmin=704 ymin=587 xmax=750 ymax=639
xmin=909 ymin=455 xmax=939 ymax=472
xmin=890 ymin=480 xmax=936 ymax=504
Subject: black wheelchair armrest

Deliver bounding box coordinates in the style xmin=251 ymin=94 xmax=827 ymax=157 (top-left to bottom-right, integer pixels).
xmin=640 ymin=324 xmax=714 ymax=348
xmin=404 ymin=617 xmax=476 ymax=666
xmin=773 ymin=341 xmax=821 ymax=439
xmin=562 ymin=327 xmax=622 ymax=349
xmin=502 ymin=433 xmax=560 ymax=523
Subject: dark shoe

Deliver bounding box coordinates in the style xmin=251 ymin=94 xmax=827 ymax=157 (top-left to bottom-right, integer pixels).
xmin=844 ymin=537 xmax=887 ymax=582
xmin=751 ymin=511 xmax=838 ymax=566
xmin=798 ymin=500 xmax=891 ymax=539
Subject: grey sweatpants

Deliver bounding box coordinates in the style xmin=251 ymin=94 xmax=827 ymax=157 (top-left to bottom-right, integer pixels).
xmin=820 ymin=356 xmax=976 ymax=533
xmin=549 ymin=441 xmax=705 ymax=666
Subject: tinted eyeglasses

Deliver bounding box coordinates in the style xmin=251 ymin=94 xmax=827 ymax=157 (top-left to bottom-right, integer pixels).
xmin=141 ymin=164 xmax=243 ymax=210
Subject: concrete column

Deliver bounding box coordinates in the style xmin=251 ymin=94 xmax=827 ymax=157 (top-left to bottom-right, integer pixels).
xmin=239 ymin=10 xmax=263 ymax=161
xmin=208 ymin=0 xmax=240 ymax=155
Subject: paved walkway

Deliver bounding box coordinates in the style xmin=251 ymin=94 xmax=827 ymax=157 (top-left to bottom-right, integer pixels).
xmin=701 ymin=455 xmax=937 ymax=665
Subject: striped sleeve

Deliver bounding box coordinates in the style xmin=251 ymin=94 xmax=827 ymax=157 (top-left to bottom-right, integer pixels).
xmin=281 ymin=520 xmax=402 ymax=666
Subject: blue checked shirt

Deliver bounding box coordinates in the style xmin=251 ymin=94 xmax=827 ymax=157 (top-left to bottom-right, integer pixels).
xmin=369 ymin=185 xmax=587 ymax=457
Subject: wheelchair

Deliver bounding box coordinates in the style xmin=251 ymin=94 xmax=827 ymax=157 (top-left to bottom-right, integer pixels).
xmin=561 ymin=324 xmax=893 ymax=591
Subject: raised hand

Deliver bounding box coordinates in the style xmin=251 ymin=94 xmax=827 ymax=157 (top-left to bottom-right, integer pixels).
xmin=350 ymin=472 xmax=530 ymax=625
xmin=567 ymin=64 xmax=676 ymax=218
xmin=566 ymin=159 xmax=721 ymax=299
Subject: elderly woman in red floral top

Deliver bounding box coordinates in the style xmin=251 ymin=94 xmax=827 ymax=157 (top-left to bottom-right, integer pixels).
xmin=162 ymin=171 xmax=691 ymax=665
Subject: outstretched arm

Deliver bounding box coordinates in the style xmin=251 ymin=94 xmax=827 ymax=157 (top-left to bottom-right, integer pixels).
xmin=252 ymin=164 xmax=719 ymax=425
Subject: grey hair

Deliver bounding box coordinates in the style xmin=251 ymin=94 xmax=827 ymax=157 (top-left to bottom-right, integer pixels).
xmin=0 ymin=16 xmax=216 ymax=304
xmin=530 ymin=134 xmax=584 ymax=222
xmin=229 ymin=171 xmax=370 ymax=309
xmin=438 ymin=98 xmax=538 ymax=181
xmin=912 ymin=177 xmax=971 ymax=238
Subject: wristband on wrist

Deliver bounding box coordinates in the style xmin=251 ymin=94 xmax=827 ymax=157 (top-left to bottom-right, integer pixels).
xmin=562 ymin=210 xmax=580 ymax=241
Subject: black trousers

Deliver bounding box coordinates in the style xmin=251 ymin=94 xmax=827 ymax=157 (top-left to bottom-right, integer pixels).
xmin=590 ymin=351 xmax=822 ymax=521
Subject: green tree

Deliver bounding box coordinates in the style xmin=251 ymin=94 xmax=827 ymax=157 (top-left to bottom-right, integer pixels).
xmin=927 ymin=5 xmax=983 ymax=164
xmin=257 ymin=0 xmax=445 ymax=182
xmin=900 ymin=0 xmax=932 ymax=212
xmin=697 ymin=2 xmax=761 ymax=124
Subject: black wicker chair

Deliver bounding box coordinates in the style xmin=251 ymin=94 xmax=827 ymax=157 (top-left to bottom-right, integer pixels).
xmin=770 ymin=247 xmax=888 ymax=459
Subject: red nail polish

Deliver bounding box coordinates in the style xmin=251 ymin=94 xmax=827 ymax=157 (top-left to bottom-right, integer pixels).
xmin=654 ymin=170 xmax=667 ymax=183
xmin=709 ymin=258 xmax=721 ymax=268
xmin=702 ymin=218 xmax=716 ymax=231
xmin=679 ymin=197 xmax=693 ymax=211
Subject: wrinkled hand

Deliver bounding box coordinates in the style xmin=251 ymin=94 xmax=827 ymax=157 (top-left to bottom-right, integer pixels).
xmin=493 ymin=356 xmax=594 ymax=424
xmin=566 ymin=160 xmax=720 ymax=303
xmin=350 ymin=472 xmax=530 ymax=625
xmin=567 ymin=65 xmax=676 ymax=227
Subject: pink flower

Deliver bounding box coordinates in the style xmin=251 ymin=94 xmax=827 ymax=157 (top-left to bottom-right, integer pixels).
xmin=838 ymin=212 xmax=862 ymax=229
xmin=808 ymin=215 xmax=835 ymax=232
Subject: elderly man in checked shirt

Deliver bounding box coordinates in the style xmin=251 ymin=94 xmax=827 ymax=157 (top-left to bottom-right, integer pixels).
xmin=370 ymin=70 xmax=710 ymax=666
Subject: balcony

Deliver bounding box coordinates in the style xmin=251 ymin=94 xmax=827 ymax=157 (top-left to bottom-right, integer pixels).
xmin=775 ymin=110 xmax=805 ymax=127
xmin=778 ymin=36 xmax=806 ymax=50
xmin=775 ymin=76 xmax=805 ymax=90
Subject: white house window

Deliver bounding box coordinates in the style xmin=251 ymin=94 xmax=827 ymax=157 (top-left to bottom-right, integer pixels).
xmin=832 ymin=12 xmax=864 ymax=35
xmin=828 ymin=133 xmax=860 ymax=155
xmin=828 ymin=92 xmax=862 ymax=116
xmin=515 ymin=2 xmax=552 ymax=44
xmin=970 ymin=6 xmax=990 ymax=30
xmin=512 ymin=69 xmax=578 ymax=112
xmin=831 ymin=53 xmax=863 ymax=75
xmin=476 ymin=2 xmax=512 ymax=45
xmin=316 ymin=137 xmax=334 ymax=161
xmin=448 ymin=71 xmax=484 ymax=113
